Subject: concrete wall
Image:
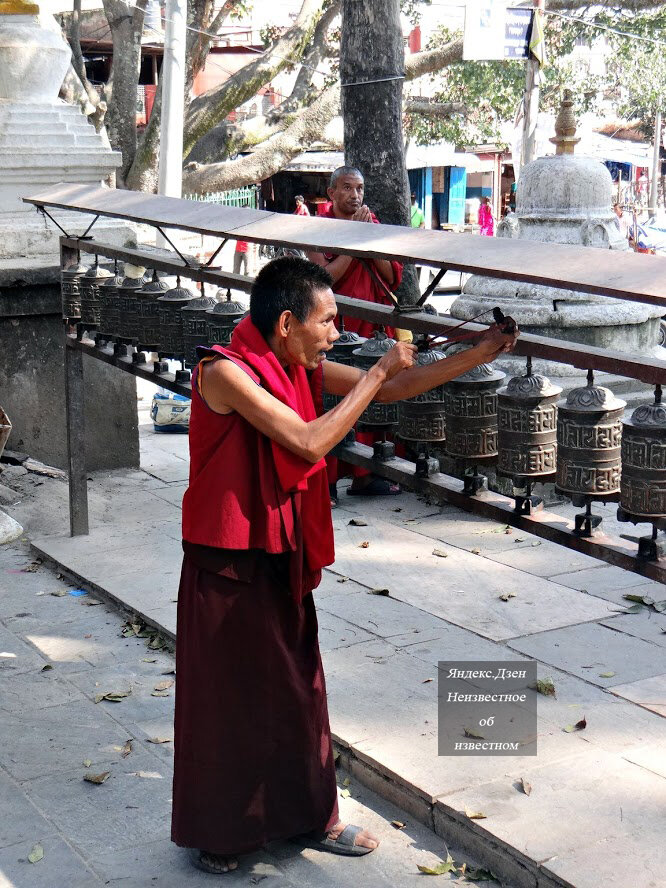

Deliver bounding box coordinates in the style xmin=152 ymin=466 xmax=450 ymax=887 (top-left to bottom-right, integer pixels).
xmin=0 ymin=282 xmax=139 ymax=471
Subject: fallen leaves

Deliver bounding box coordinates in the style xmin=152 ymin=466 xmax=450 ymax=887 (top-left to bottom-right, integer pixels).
xmin=336 ymin=576 xmax=349 ymax=583
xmin=464 ymin=728 xmax=484 ymax=740
xmin=94 ymin=690 xmax=131 ymax=704
xmin=599 ymin=671 xmax=615 ymax=678
xmin=368 ymin=588 xmax=390 ymax=596
xmin=141 ymin=657 xmax=157 ymax=663
xmin=146 ymin=737 xmax=172 ymax=744
xmin=83 ymin=759 xmax=92 ymax=768
xmin=464 ymin=811 xmax=487 ymax=820
xmin=564 ymin=717 xmax=587 ymax=733
xmin=27 ymin=843 xmax=44 ymax=864
xmin=22 ymin=561 xmax=41 ymax=573
xmin=340 ymin=788 xmax=351 ymax=798
xmin=83 ymin=771 xmax=110 ymax=785
xmin=517 ymin=777 xmax=532 ymax=796
xmin=616 ymin=595 xmax=666 ymax=615
xmin=417 ymin=854 xmax=456 ymax=876
xmin=120 ymin=739 xmax=133 ymax=758
xmin=358 ymin=541 xmax=370 ymax=549
xmin=432 ymin=548 xmax=448 ymax=558
xmin=154 ymin=679 xmax=174 ymax=692
xmin=40 ymin=664 xmax=53 ymax=672
xmin=499 ymin=591 xmax=516 ymax=601
xmin=532 ymin=678 xmax=556 ymax=697
xmin=470 ymin=548 xmax=481 ymax=555
xmin=391 ymin=820 xmax=406 ymax=829
xmin=348 ymin=518 xmax=368 ymax=526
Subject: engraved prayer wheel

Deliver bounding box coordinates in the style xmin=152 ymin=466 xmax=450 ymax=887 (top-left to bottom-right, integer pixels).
xmin=60 ymin=258 xmax=89 ymax=320
xmin=182 ymin=286 xmax=218 ymax=367
xmin=352 ymin=331 xmax=398 ymax=429
xmin=497 ymin=366 xmax=562 ymax=479
xmin=136 ymin=270 xmax=169 ymax=351
xmin=620 ymin=387 xmax=666 ymax=519
xmin=322 ymin=318 xmax=366 ymax=412
xmin=443 ymin=347 xmax=505 ymax=460
xmin=98 ymin=264 xmax=125 ymax=337
xmin=398 ymin=348 xmax=447 ymax=443
xmin=555 ymin=372 xmax=625 ymax=499
xmin=79 ymin=258 xmax=113 ymax=327
xmin=157 ymin=276 xmax=195 ymax=358
xmin=206 ymin=289 xmax=247 ymax=346
xmin=116 ymin=275 xmax=144 ymax=341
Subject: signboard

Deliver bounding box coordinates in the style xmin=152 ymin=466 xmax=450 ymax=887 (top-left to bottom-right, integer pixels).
xmin=463 ymin=1 xmax=533 ymax=62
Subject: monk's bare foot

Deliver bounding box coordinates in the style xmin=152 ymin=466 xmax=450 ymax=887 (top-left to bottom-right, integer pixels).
xmin=327 ymin=821 xmax=379 ymax=851
xmin=191 ymin=849 xmax=238 ymax=874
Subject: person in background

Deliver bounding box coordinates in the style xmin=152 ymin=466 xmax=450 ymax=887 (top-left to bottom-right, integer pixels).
xmin=478 ymin=196 xmax=494 ymax=237
xmin=233 ymin=238 xmax=249 ymax=275
xmin=410 ymin=192 xmax=425 ymax=228
xmin=613 ymin=202 xmax=629 ymax=240
xmin=294 ymin=195 xmax=311 ymax=216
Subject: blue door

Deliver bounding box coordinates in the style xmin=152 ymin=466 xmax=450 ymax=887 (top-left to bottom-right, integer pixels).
xmin=447 ymin=166 xmax=467 ymax=225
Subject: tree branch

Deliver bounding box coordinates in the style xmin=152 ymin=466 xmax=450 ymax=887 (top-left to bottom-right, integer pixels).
xmin=405 ymin=98 xmax=467 ymax=118
xmin=183 ymin=0 xmax=326 ymax=158
xmin=545 ymin=0 xmax=662 ymax=10
xmin=404 ymin=37 xmax=464 ymax=79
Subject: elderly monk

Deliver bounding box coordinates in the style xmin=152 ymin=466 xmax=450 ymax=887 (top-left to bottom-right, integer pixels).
xmin=172 ymin=256 xmax=517 ymax=875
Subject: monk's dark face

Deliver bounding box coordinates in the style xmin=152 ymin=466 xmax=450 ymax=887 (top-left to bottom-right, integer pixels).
xmin=327 ymin=174 xmax=364 ymax=219
xmin=283 ymin=287 xmax=339 ymax=370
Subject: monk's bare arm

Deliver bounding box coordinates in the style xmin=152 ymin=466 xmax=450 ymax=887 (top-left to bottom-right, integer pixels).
xmin=200 ymin=357 xmax=405 ymax=464
xmin=371 ymin=258 xmax=395 ymax=287
xmin=307 ymin=250 xmax=354 ymax=284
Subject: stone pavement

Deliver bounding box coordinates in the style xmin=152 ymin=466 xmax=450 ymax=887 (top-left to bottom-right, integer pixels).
xmin=2 ymin=410 xmax=666 ymax=888
xmin=0 ymin=536 xmax=504 ymax=888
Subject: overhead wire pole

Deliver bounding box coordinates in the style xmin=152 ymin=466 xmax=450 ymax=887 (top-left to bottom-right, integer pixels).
xmin=158 ymin=0 xmax=186 ymax=214
xmin=649 ymin=109 xmax=662 ymax=217
xmin=520 ymin=0 xmax=545 ymax=171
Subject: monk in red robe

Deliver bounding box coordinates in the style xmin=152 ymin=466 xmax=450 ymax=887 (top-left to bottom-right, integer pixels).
xmin=307 ymin=166 xmax=405 ymax=500
xmin=173 ymin=256 xmax=517 ymax=875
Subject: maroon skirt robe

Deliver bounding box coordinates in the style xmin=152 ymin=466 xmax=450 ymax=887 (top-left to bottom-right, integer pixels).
xmin=171 ymin=545 xmax=339 ymax=855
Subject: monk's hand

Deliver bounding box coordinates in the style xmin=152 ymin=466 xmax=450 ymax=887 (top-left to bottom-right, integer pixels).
xmin=352 ymin=205 xmax=373 ymax=223
xmin=475 ymin=323 xmax=519 ymax=362
xmin=376 ymin=341 xmax=417 ymax=380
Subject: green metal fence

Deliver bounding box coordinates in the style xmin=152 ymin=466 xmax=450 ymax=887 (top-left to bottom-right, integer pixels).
xmin=183 ymin=186 xmax=258 ymax=209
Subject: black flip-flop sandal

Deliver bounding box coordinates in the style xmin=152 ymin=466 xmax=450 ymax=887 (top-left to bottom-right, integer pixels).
xmin=347 ymin=477 xmax=401 ymax=497
xmin=292 ymin=824 xmax=376 ymax=857
xmin=188 ymin=849 xmax=238 ymax=874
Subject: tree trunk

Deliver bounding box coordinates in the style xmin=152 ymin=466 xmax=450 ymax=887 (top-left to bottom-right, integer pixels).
xmin=340 ymin=0 xmax=418 ymax=304
xmin=103 ymin=0 xmax=147 ymax=185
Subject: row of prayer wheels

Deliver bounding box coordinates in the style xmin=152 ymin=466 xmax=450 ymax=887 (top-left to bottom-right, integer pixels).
xmin=61 ymin=259 xmax=247 ymax=366
xmin=325 ymin=328 xmax=666 ymax=525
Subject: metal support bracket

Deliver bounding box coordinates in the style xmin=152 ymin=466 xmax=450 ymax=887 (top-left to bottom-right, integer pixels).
xmin=155 ymin=226 xmax=195 ymax=267
xmin=204 ymin=238 xmax=229 ymax=268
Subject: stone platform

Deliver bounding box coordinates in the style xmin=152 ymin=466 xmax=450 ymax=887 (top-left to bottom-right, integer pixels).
xmin=4 ymin=410 xmax=665 ymax=888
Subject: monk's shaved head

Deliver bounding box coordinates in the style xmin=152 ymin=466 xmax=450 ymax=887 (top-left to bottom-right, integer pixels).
xmin=329 ymin=166 xmax=363 ymax=189
xmin=250 ymin=256 xmax=333 ymax=339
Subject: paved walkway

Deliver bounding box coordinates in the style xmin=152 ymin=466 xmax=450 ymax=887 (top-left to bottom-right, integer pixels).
xmin=2 ymin=410 xmax=666 ymax=888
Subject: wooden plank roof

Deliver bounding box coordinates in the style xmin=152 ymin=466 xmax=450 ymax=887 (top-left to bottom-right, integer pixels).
xmin=24 ymin=182 xmax=666 ymax=308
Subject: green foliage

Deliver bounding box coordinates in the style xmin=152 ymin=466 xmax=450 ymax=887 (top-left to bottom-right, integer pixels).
xmin=599 ymin=7 xmax=666 ymax=136
xmin=401 ymin=0 xmax=432 ymax=27
xmin=406 ymin=17 xmax=602 ymax=148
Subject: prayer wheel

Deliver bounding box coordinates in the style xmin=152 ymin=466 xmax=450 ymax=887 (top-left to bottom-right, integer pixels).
xmin=207 ymin=289 xmax=247 ymax=346
xmin=116 ymin=275 xmax=144 ymax=341
xmin=79 ymin=258 xmax=113 ymax=327
xmin=136 ymin=270 xmax=169 ymax=352
xmin=398 ymin=348 xmax=447 ymax=443
xmin=61 ymin=257 xmax=89 ymax=320
xmin=157 ymin=277 xmax=195 ymax=359
xmin=443 ymin=347 xmax=505 ymax=460
xmin=182 ymin=285 xmax=218 ymax=367
xmin=322 ymin=318 xmax=366 ymax=412
xmin=352 ymin=331 xmax=398 ymax=429
xmin=497 ymin=361 xmax=562 ymax=480
xmin=98 ymin=263 xmax=125 ymax=338
xmin=619 ymin=386 xmax=666 ymax=519
xmin=555 ymin=371 xmax=625 ymax=499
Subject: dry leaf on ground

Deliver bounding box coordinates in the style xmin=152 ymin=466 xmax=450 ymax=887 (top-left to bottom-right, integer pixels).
xmin=464 ymin=811 xmax=487 ymax=820
xmin=518 ymin=777 xmax=532 ymax=795
xmin=120 ymin=739 xmax=132 ymax=758
xmin=368 ymin=588 xmax=390 ymax=596
xmin=417 ymin=854 xmax=456 ymax=875
xmin=336 ymin=576 xmax=349 ymax=583
xmin=464 ymin=728 xmax=484 ymax=739
xmin=432 ymin=548 xmax=448 ymax=558
xmin=532 ymin=678 xmax=556 ymax=697
xmin=154 ymin=679 xmax=174 ymax=692
xmin=340 ymin=788 xmax=351 ymax=798
xmin=94 ymin=690 xmax=131 ymax=704
xmin=146 ymin=737 xmax=172 ymax=744
xmin=358 ymin=541 xmax=370 ymax=548
xmin=348 ymin=518 xmax=368 ymax=526
xmin=391 ymin=820 xmax=406 ymax=829
xmin=499 ymin=591 xmax=516 ymax=601
xmin=564 ymin=717 xmax=587 ymax=733
xmin=27 ymin=843 xmax=44 ymax=864
xmin=84 ymin=771 xmax=110 ymax=785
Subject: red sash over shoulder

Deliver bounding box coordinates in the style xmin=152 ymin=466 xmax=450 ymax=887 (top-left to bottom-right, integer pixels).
xmin=182 ymin=318 xmax=334 ymax=600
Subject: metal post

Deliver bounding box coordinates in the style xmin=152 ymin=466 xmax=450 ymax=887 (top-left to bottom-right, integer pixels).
xmin=520 ymin=0 xmax=545 ymax=171
xmin=158 ymin=0 xmax=186 ymax=200
xmin=649 ymin=109 xmax=661 ymax=217
xmin=61 ymin=238 xmax=89 ymax=536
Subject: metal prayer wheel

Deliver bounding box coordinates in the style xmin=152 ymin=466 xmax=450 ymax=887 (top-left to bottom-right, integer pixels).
xmin=116 ymin=275 xmax=145 ymax=341
xmin=443 ymin=347 xmax=505 ymax=460
xmin=620 ymin=386 xmax=666 ymax=519
xmin=497 ymin=361 xmax=562 ymax=480
xmin=352 ymin=331 xmax=398 ymax=429
xmin=79 ymin=258 xmax=113 ymax=327
xmin=322 ymin=318 xmax=366 ymax=412
xmin=61 ymin=257 xmax=89 ymax=320
xmin=182 ymin=285 xmax=218 ymax=367
xmin=98 ymin=263 xmax=125 ymax=338
xmin=398 ymin=348 xmax=447 ymax=443
xmin=136 ymin=270 xmax=169 ymax=351
xmin=157 ymin=276 xmax=195 ymax=358
xmin=207 ymin=289 xmax=247 ymax=346
xmin=555 ymin=371 xmax=625 ymax=500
